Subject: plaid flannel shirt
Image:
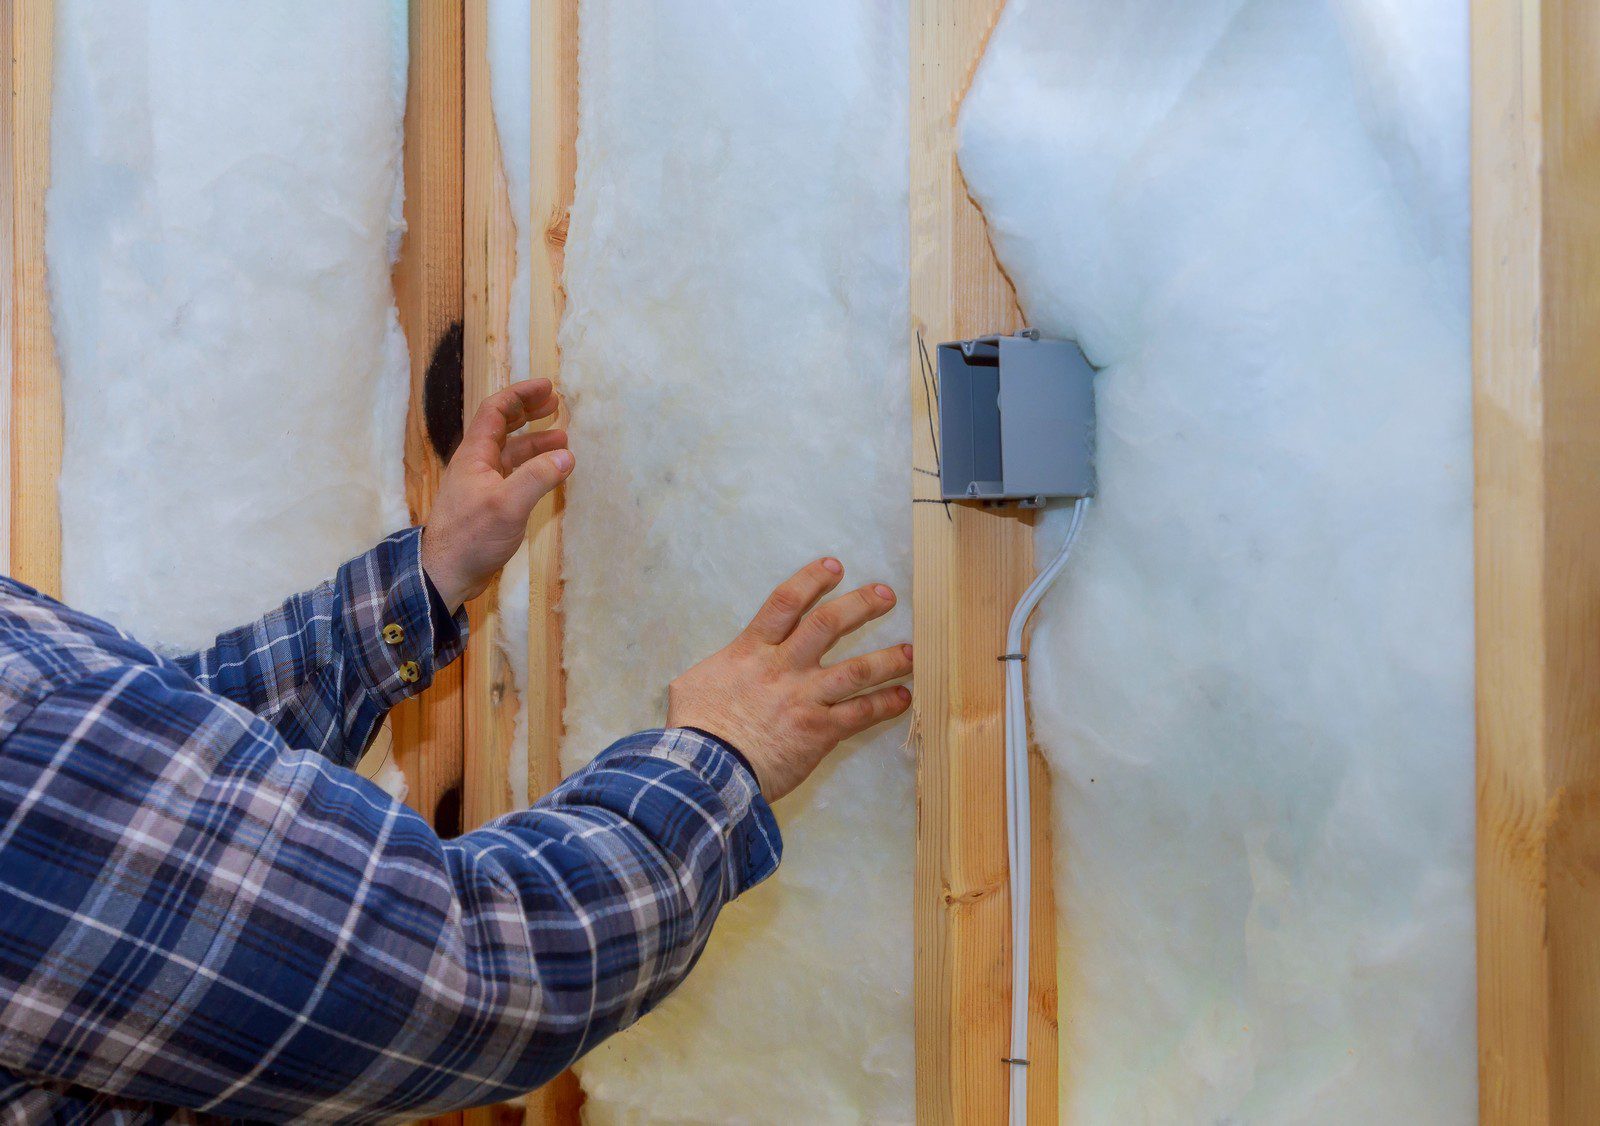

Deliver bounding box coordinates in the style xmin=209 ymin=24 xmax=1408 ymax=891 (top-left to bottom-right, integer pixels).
xmin=0 ymin=528 xmax=781 ymax=1123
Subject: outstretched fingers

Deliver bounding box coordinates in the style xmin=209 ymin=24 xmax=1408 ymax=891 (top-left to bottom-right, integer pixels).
xmin=830 ymin=684 xmax=914 ymax=739
xmin=819 ymin=643 xmax=913 ymax=704
xmin=743 ymin=558 xmax=845 ymax=645
xmin=786 ymin=583 xmax=896 ymax=664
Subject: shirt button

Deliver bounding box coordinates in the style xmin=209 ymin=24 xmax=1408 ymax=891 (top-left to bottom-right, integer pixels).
xmin=382 ymin=623 xmax=405 ymax=645
xmin=398 ymin=660 xmax=421 ymax=684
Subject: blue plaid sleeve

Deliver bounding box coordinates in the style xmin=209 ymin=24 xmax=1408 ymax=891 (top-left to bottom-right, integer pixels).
xmin=0 ymin=646 xmax=780 ymax=1122
xmin=174 ymin=527 xmax=466 ymax=768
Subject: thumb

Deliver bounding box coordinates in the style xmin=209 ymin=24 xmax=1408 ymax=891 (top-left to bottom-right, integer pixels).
xmin=502 ymin=448 xmax=574 ymax=515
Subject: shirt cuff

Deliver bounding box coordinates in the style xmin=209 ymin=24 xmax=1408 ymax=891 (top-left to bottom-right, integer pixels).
xmin=603 ymin=727 xmax=783 ymax=897
xmin=342 ymin=527 xmax=469 ymax=712
xmin=676 ymin=725 xmax=764 ymax=794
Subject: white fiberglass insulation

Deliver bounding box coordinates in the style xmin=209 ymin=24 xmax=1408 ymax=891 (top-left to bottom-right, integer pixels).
xmin=552 ymin=1 xmax=914 ymax=1120
xmin=487 ymin=0 xmax=535 ymax=394
xmin=48 ymin=1 xmax=411 ymax=657
xmin=960 ymin=0 xmax=1473 ymax=1120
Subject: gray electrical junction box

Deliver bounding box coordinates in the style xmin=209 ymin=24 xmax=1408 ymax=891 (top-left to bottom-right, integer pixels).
xmin=937 ymin=330 xmax=1096 ymax=505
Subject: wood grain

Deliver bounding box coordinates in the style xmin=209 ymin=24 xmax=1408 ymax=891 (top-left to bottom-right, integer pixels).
xmin=0 ymin=0 xmax=12 ymax=564
xmin=520 ymin=0 xmax=577 ymax=809
xmin=459 ymin=0 xmax=581 ymax=1120
xmin=512 ymin=6 xmax=582 ymax=1119
xmin=391 ymin=0 xmax=467 ymax=856
xmin=460 ymin=0 xmax=521 ymax=840
xmin=393 ymin=9 xmax=469 ymax=1126
xmin=2 ymin=0 xmax=60 ymax=593
xmin=457 ymin=4 xmax=520 ymax=1118
xmin=1474 ymin=0 xmax=1600 ymax=1121
xmin=909 ymin=1 xmax=1059 ymax=1122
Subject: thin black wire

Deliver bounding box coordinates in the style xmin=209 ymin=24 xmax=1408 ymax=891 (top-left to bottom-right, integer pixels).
xmin=915 ymin=330 xmax=953 ymax=523
xmin=359 ymin=732 xmax=394 ymax=782
xmin=916 ymin=330 xmax=943 ymax=468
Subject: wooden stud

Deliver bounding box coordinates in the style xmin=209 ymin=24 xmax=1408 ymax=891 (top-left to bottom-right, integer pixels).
xmin=390 ymin=0 xmax=467 ymax=852
xmin=0 ymin=0 xmax=12 ymax=561
xmin=460 ymin=0 xmax=520 ymax=838
xmin=457 ymin=0 xmax=577 ymax=822
xmin=909 ymin=1 xmax=1059 ymax=1122
xmin=457 ymin=3 xmax=522 ymax=1117
xmin=2 ymin=0 xmax=60 ymax=593
xmin=514 ymin=3 xmax=582 ymax=1119
xmin=458 ymin=0 xmax=580 ymax=1120
xmin=387 ymin=7 xmax=471 ymax=1126
xmin=520 ymin=0 xmax=578 ymax=809
xmin=1474 ymin=0 xmax=1600 ymax=1120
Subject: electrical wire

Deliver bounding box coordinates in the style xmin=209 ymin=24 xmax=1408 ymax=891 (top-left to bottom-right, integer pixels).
xmin=1005 ymin=496 xmax=1090 ymax=1125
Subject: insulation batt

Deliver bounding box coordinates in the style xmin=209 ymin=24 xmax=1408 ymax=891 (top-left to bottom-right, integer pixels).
xmin=487 ymin=0 xmax=535 ymax=398
xmin=553 ymin=1 xmax=914 ymax=1120
xmin=49 ymin=1 xmax=411 ymax=661
xmin=959 ymin=0 xmax=1473 ymax=1120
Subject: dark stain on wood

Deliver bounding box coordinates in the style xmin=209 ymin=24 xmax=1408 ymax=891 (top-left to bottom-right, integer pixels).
xmin=433 ymin=781 xmax=463 ymax=840
xmin=425 ymin=322 xmax=465 ymax=462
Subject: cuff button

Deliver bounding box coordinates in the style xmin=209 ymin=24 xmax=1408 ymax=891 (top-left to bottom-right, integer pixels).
xmin=398 ymin=660 xmax=421 ymax=684
xmin=382 ymin=623 xmax=405 ymax=645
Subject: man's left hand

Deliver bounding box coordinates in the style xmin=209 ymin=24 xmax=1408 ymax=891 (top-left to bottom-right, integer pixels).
xmin=421 ymin=379 xmax=572 ymax=613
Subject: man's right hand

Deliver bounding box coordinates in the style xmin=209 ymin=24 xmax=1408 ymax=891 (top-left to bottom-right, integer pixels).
xmin=667 ymin=559 xmax=913 ymax=801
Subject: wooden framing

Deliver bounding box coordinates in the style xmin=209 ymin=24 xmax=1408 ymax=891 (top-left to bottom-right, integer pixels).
xmin=908 ymin=2 xmax=1059 ymax=1122
xmin=457 ymin=0 xmax=577 ymax=829
xmin=519 ymin=0 xmax=577 ymax=808
xmin=395 ymin=7 xmax=469 ymax=1126
xmin=460 ymin=0 xmax=521 ymax=838
xmin=2 ymin=0 xmax=60 ymax=593
xmin=391 ymin=0 xmax=467 ymax=848
xmin=457 ymin=0 xmax=581 ymax=1120
xmin=24 ymin=2 xmax=1600 ymax=1123
xmin=1474 ymin=0 xmax=1600 ymax=1120
xmin=453 ymin=6 xmax=525 ymax=1119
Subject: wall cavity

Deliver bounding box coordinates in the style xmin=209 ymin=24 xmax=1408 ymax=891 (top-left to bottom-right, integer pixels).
xmin=959 ymin=0 xmax=1473 ymax=1119
xmin=552 ymin=1 xmax=914 ymax=1120
xmin=49 ymin=0 xmax=411 ymax=654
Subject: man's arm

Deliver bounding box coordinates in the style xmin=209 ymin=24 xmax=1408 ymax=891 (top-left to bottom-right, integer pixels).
xmin=173 ymin=527 xmax=465 ymax=767
xmin=0 ymin=378 xmax=913 ymax=1118
xmin=0 ymin=663 xmax=778 ymax=1119
xmin=0 ymin=547 xmax=908 ymax=1120
xmin=173 ymin=377 xmax=572 ymax=764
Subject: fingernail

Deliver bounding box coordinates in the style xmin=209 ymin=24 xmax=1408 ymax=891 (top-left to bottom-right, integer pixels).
xmin=551 ymin=449 xmax=574 ymax=473
xmin=902 ymin=644 xmax=913 ymax=661
xmin=821 ymin=558 xmax=843 ymax=574
xmin=896 ymin=686 xmax=912 ymax=703
xmin=874 ymin=584 xmax=895 ymax=601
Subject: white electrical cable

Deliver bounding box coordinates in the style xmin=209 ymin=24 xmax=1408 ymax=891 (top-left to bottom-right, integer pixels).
xmin=1004 ymin=496 xmax=1090 ymax=1125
